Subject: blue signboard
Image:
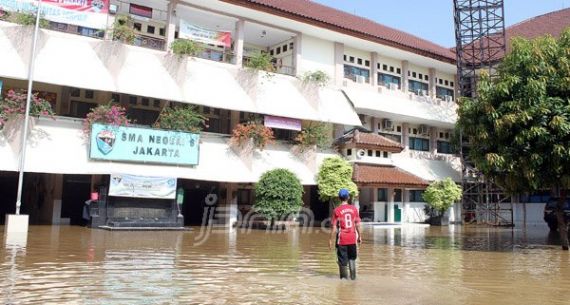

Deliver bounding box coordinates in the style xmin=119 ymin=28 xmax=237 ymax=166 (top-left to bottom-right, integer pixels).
xmin=89 ymin=123 xmax=200 ymax=166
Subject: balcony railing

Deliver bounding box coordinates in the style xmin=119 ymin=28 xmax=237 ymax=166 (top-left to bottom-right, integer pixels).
xmin=133 ymin=34 xmax=166 ymax=51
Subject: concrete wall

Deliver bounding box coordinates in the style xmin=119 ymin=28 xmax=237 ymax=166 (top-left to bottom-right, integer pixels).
xmin=512 ymin=202 xmax=548 ymax=228
xmin=299 ymin=35 xmax=335 ymax=77
xmin=405 ymin=201 xmax=428 ymax=223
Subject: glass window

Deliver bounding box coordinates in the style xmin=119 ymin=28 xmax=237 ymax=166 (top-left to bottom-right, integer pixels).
xmin=84 ymin=90 xmax=94 ymax=99
xmin=69 ymin=101 xmax=96 ymax=118
xmin=347 ymin=149 xmax=352 ymax=156
xmin=409 ymin=137 xmax=429 ymax=151
xmin=127 ymin=108 xmax=159 ymax=125
xmin=289 ymin=42 xmax=294 ymax=50
xmin=436 ymin=86 xmax=455 ymax=100
xmin=383 ymin=151 xmax=388 ymax=158
xmin=439 ymin=79 xmax=443 ymax=84
xmin=344 ymin=65 xmax=370 ymax=82
xmin=389 ymin=66 xmax=394 ymax=73
xmin=133 ymin=23 xmax=142 ymax=31
xmin=282 ymin=44 xmax=288 ymax=52
xmin=379 ymin=73 xmax=401 ymax=89
xmin=365 ymin=60 xmax=370 ymax=67
xmin=418 ymin=73 xmax=423 ymax=79
xmin=437 ymin=141 xmax=453 ymax=154
xmin=147 ymin=25 xmax=155 ymax=34
xmin=343 ymin=55 xmax=347 ymax=61
xmin=377 ymin=188 xmax=388 ymax=201
xmin=397 ymin=68 xmax=401 ymax=74
xmin=382 ymin=64 xmax=388 ymax=71
xmin=129 ymin=4 xmax=153 ymax=18
xmin=408 ymin=80 xmax=429 ymax=94
xmin=375 ymin=151 xmax=381 ymax=157
xmin=367 ymin=150 xmax=373 ymax=156
xmin=445 ymin=80 xmax=449 ymax=86
xmin=276 ymin=47 xmax=281 ymax=55
xmin=394 ymin=189 xmax=402 ymax=202
xmin=129 ymin=96 xmax=137 ymax=105
xmin=70 ymin=88 xmax=80 ymax=97
xmin=111 ymin=93 xmax=120 ymax=103
xmin=153 ymin=99 xmax=161 ymax=108
xmin=412 ymin=72 xmax=417 ymax=78
xmin=357 ymin=58 xmax=363 ymax=65
xmin=450 ymin=81 xmax=454 ymax=87
xmin=409 ymin=190 xmax=425 ymax=202
xmin=159 ymin=28 xmax=165 ymax=36
xmin=141 ymin=98 xmax=150 ymax=106
xmin=349 ymin=56 xmax=355 ymax=63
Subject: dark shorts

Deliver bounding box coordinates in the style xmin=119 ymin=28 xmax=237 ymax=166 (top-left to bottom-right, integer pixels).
xmin=336 ymin=244 xmax=357 ymax=266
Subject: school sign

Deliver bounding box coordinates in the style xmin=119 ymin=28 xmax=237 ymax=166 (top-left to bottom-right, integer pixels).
xmin=89 ymin=123 xmax=200 ymax=166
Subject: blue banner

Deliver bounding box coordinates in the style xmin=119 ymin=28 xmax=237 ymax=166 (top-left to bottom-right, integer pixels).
xmin=90 ymin=123 xmax=200 ymax=166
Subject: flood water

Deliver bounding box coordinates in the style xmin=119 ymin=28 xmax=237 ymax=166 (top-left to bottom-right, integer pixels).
xmin=1 ymin=225 xmax=569 ymax=305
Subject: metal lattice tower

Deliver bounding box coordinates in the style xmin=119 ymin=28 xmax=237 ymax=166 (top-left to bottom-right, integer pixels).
xmin=453 ymin=0 xmax=513 ymax=226
xmin=453 ymin=0 xmax=506 ymax=97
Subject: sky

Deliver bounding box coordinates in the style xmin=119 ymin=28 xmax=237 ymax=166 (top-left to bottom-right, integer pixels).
xmin=312 ymin=0 xmax=568 ymax=47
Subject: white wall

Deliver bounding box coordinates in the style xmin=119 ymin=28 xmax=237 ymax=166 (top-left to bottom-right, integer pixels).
xmin=513 ymin=202 xmax=548 ymax=228
xmin=406 ymin=202 xmax=428 ymax=223
xmin=299 ymin=35 xmax=335 ymax=78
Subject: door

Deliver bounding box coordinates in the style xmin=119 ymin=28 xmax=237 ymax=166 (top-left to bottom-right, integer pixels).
xmin=61 ymin=175 xmax=92 ymax=225
xmin=394 ymin=204 xmax=402 ymax=222
xmin=183 ymin=188 xmax=210 ymax=226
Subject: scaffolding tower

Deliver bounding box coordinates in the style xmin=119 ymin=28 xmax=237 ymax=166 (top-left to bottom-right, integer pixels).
xmin=453 ymin=0 xmax=513 ymax=226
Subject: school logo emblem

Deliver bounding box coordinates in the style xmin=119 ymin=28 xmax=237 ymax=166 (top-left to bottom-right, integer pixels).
xmin=96 ymin=130 xmax=116 ymax=155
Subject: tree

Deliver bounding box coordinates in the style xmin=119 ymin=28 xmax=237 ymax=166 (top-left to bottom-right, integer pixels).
xmin=254 ymin=169 xmax=303 ymax=227
xmin=316 ymin=156 xmax=358 ymax=205
xmin=423 ymin=178 xmax=462 ymax=224
xmin=457 ymin=28 xmax=570 ymax=250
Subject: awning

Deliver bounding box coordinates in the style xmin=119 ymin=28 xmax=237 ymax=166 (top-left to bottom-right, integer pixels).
xmin=342 ymin=87 xmax=457 ymax=127
xmin=392 ymin=154 xmax=462 ymax=183
xmin=316 ymin=88 xmax=361 ymax=126
xmin=21 ymin=117 xmax=255 ymax=183
xmin=352 ymin=163 xmax=429 ymax=188
xmin=0 ymin=22 xmax=30 ymax=80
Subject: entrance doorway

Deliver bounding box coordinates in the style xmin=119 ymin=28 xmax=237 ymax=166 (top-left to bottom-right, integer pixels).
xmin=0 ymin=172 xmax=17 ymax=224
xmin=61 ymin=174 xmax=91 ymax=225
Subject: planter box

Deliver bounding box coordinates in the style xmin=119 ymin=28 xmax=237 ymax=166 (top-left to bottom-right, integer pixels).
xmin=428 ymin=214 xmax=450 ymax=226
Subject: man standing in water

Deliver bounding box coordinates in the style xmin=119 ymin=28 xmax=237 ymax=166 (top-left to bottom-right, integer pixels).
xmin=329 ymin=189 xmax=361 ymax=280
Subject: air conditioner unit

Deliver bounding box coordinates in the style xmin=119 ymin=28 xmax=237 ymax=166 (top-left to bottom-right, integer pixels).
xmin=445 ymin=95 xmax=453 ymax=102
xmin=355 ymin=75 xmax=366 ymax=84
xmin=377 ymin=87 xmax=384 ymax=94
xmin=382 ymin=119 xmax=393 ymax=131
xmin=419 ymin=124 xmax=429 ymax=135
xmin=389 ymin=83 xmax=398 ymax=90
xmin=420 ymin=90 xmax=428 ymax=96
xmin=109 ymin=4 xmax=118 ymax=14
xmin=356 ymin=149 xmax=367 ymax=159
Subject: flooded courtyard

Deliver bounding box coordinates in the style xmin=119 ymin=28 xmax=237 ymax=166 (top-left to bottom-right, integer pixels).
xmin=1 ymin=225 xmax=569 ymax=305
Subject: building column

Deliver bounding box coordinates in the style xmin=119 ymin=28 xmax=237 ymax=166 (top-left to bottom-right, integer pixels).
xmin=334 ymin=42 xmax=344 ymax=86
xmin=224 ymin=183 xmax=238 ymax=227
xmin=371 ymin=52 xmax=379 ymax=87
xmin=401 ymin=60 xmax=409 ymax=93
xmin=371 ymin=117 xmax=379 ymax=133
xmin=233 ymin=19 xmax=245 ymax=66
xmin=371 ymin=187 xmax=378 ymax=222
xmin=401 ymin=122 xmax=410 ymax=149
xmin=387 ymin=188 xmax=395 ymax=223
xmin=429 ymin=68 xmax=436 ymax=98
xmin=430 ymin=126 xmax=437 ymax=154
xmin=293 ymin=34 xmax=302 ymax=76
xmin=229 ymin=110 xmax=240 ymax=131
xmin=166 ymin=0 xmax=179 ymax=51
xmin=403 ymin=188 xmax=410 ymax=223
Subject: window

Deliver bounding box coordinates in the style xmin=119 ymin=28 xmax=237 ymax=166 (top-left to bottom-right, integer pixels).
xmin=127 ymin=108 xmax=159 ymax=125
xmin=412 ymin=72 xmax=417 ymax=78
xmin=141 ymin=98 xmax=150 ymax=106
xmin=147 ymin=25 xmax=155 ymax=34
xmin=437 ymin=141 xmax=454 ymax=154
xmin=397 ymin=68 xmax=401 ymax=74
xmin=282 ymin=44 xmax=288 ymax=52
xmin=276 ymin=47 xmax=281 ymax=55
xmin=375 ymin=151 xmax=381 ymax=157
xmin=347 ymin=148 xmax=352 ymax=156
xmin=450 ymin=81 xmax=454 ymax=87
xmin=365 ymin=60 xmax=370 ymax=67
xmin=382 ymin=64 xmax=388 ymax=71
xmin=344 ymin=65 xmax=370 ymax=82
xmin=84 ymin=90 xmax=94 ymax=99
xmin=436 ymin=86 xmax=455 ymax=100
xmin=383 ymin=151 xmax=388 ymax=158
xmin=445 ymin=80 xmax=449 ymax=86
xmin=237 ymin=189 xmax=251 ymax=205
xmin=153 ymin=99 xmax=161 ymax=108
xmin=129 ymin=96 xmax=137 ymax=105
xmin=418 ymin=73 xmax=423 ymax=79
xmin=357 ymin=58 xmax=363 ymax=65
xmin=379 ymin=73 xmax=401 ymax=89
xmin=409 ymin=190 xmax=425 ymax=202
xmin=270 ymin=50 xmax=274 ymax=56
xmin=273 ymin=128 xmax=294 ymax=141
xmin=439 ymin=79 xmax=443 ymax=85
xmin=409 ymin=137 xmax=429 ymax=151
xmin=408 ymin=80 xmax=429 ymax=94
xmin=111 ymin=93 xmax=120 ymax=103
xmin=133 ymin=23 xmax=142 ymax=31
xmin=159 ymin=28 xmax=165 ymax=36
xmin=70 ymin=88 xmax=80 ymax=97
xmin=289 ymin=42 xmax=294 ymax=50
xmin=396 ymin=126 xmax=402 ymax=132
xmin=394 ymin=189 xmax=402 ymax=202
xmin=377 ymin=188 xmax=388 ymax=201
xmin=424 ymin=75 xmax=429 ymax=81
xmin=367 ymin=150 xmax=373 ymax=157
xmin=129 ymin=4 xmax=153 ymax=18
xmin=349 ymin=56 xmax=355 ymax=63
xmin=344 ymin=55 xmax=347 ymax=61
xmin=439 ymin=132 xmax=444 ymax=138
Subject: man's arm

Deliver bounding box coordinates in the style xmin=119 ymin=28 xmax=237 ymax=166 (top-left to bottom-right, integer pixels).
xmin=329 ymin=212 xmax=337 ymax=250
xmin=355 ymin=210 xmax=362 ymax=244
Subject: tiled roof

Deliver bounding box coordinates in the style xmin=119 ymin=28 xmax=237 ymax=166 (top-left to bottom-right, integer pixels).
xmin=505 ymin=8 xmax=570 ymax=53
xmin=353 ymin=164 xmax=428 ymax=188
xmin=222 ymin=0 xmax=456 ymax=63
xmin=338 ymin=129 xmax=403 ymax=152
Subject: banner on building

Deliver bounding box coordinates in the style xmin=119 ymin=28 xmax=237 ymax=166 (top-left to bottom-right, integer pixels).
xmin=0 ymin=0 xmax=109 ymax=29
xmin=109 ymin=174 xmax=177 ymax=199
xmin=179 ymin=19 xmax=231 ymax=48
xmin=89 ymin=123 xmax=200 ymax=166
xmin=264 ymin=115 xmax=302 ymax=131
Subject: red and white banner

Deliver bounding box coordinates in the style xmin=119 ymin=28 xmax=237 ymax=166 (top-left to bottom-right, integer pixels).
xmin=179 ymin=19 xmax=231 ymax=48
xmin=0 ymin=0 xmax=110 ymax=29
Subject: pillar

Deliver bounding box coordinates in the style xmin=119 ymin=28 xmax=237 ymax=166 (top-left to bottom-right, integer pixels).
xmin=401 ymin=60 xmax=409 ymax=93
xmin=430 ymin=126 xmax=437 ymax=154
xmin=166 ymin=0 xmax=178 ymax=51
xmin=334 ymin=42 xmax=344 ymax=86
xmin=293 ymin=34 xmax=302 ymax=76
xmin=371 ymin=52 xmax=379 ymax=87
xmin=371 ymin=117 xmax=379 ymax=133
xmin=229 ymin=110 xmax=240 ymax=131
xmin=401 ymin=122 xmax=410 ymax=149
xmin=403 ymin=188 xmax=410 ymax=223
xmin=225 ymin=183 xmax=238 ymax=227
xmin=429 ymin=68 xmax=436 ymax=98
xmin=233 ymin=19 xmax=245 ymax=66
xmin=387 ymin=188 xmax=395 ymax=223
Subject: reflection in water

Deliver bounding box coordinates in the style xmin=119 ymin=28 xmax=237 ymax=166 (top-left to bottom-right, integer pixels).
xmin=0 ymin=225 xmax=569 ymax=305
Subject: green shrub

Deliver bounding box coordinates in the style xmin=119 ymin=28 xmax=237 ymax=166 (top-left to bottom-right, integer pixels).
xmin=153 ymin=104 xmax=207 ymax=132
xmin=170 ymin=39 xmax=204 ymax=56
xmin=301 ymin=70 xmax=330 ymax=87
xmin=245 ymin=52 xmax=275 ymax=72
xmin=254 ymin=168 xmax=303 ymax=221
xmin=112 ymin=15 xmax=136 ymax=43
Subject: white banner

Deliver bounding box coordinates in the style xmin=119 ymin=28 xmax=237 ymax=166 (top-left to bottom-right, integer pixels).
xmin=178 ymin=19 xmax=231 ymax=47
xmin=109 ymin=174 xmax=177 ymax=199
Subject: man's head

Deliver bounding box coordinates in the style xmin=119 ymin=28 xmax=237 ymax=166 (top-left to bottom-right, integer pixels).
xmin=338 ymin=188 xmax=350 ymax=202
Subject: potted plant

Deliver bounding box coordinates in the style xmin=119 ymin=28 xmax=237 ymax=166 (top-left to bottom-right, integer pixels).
xmin=244 ymin=51 xmax=275 ymax=73
xmin=112 ymin=15 xmax=136 ymax=44
xmin=170 ymin=39 xmax=204 ymax=57
xmin=230 ymin=121 xmax=274 ymax=151
xmin=253 ymin=168 xmax=303 ymax=229
xmin=294 ymin=122 xmax=331 ymax=152
xmin=301 ymin=70 xmax=330 ymax=87
xmin=0 ymin=89 xmax=54 ymax=130
xmin=83 ymin=103 xmax=130 ymax=136
xmin=153 ymin=104 xmax=207 ymax=132
xmin=423 ymin=178 xmax=463 ymax=226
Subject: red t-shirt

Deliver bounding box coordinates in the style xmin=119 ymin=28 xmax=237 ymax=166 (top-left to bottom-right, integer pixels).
xmin=332 ymin=204 xmax=360 ymax=246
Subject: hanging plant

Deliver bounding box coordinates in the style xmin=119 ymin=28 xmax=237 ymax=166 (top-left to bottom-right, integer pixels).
xmin=112 ymin=15 xmax=136 ymax=44
xmin=294 ymin=123 xmax=331 ymax=151
xmin=231 ymin=121 xmax=274 ymax=150
xmin=83 ymin=103 xmax=130 ymax=136
xmin=301 ymin=70 xmax=330 ymax=87
xmin=245 ymin=52 xmax=275 ymax=73
xmin=153 ymin=104 xmax=207 ymax=132
xmin=0 ymin=89 xmax=54 ymax=130
xmin=2 ymin=11 xmax=49 ymax=28
xmin=171 ymin=39 xmax=204 ymax=57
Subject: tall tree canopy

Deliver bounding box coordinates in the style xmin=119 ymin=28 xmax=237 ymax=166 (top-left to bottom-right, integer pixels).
xmin=317 ymin=156 xmax=358 ymax=204
xmin=254 ymin=168 xmax=303 ymax=222
xmin=457 ymin=28 xmax=570 ymax=249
